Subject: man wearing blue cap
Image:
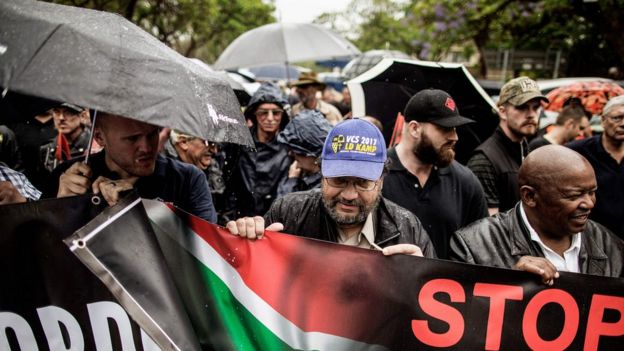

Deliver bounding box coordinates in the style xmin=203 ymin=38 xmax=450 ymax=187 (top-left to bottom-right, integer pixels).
xmin=226 ymin=118 xmax=436 ymax=258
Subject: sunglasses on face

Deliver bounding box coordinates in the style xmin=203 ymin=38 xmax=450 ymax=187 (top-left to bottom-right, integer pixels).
xmin=255 ymin=109 xmax=284 ymax=118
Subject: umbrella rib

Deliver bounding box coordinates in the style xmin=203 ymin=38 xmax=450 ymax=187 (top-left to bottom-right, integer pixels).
xmin=10 ymin=23 xmax=64 ymax=88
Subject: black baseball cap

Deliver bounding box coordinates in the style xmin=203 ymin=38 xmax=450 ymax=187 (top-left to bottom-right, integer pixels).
xmin=403 ymin=89 xmax=474 ymax=128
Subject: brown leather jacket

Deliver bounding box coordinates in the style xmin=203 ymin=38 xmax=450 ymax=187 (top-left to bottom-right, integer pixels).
xmin=450 ymin=203 xmax=624 ymax=277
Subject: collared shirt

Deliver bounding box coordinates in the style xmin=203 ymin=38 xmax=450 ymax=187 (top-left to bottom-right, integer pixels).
xmin=520 ymin=204 xmax=581 ymax=273
xmin=0 ymin=165 xmax=41 ymax=201
xmin=337 ymin=212 xmax=375 ymax=249
xmin=383 ymin=148 xmax=488 ymax=258
xmin=292 ymin=100 xmax=343 ymax=125
xmin=567 ymin=135 xmax=624 ymax=238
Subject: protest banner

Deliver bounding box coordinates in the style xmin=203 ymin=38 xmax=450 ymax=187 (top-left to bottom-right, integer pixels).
xmin=2 ymin=194 xmax=623 ymax=350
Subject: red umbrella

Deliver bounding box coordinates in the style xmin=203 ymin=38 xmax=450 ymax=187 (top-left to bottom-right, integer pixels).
xmin=545 ymin=81 xmax=624 ymax=115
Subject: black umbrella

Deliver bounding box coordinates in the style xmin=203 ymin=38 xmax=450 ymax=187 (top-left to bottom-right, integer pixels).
xmin=0 ymin=0 xmax=252 ymax=147
xmin=347 ymin=58 xmax=498 ymax=163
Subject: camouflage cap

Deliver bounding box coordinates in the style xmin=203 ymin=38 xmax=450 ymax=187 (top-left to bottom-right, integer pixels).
xmin=498 ymin=77 xmax=548 ymax=106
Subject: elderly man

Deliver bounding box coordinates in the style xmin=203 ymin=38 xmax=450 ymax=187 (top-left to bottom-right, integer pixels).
xmin=568 ymin=95 xmax=624 ymax=238
xmin=45 ymin=112 xmax=217 ymax=222
xmin=41 ymin=103 xmax=91 ymax=172
xmin=168 ymin=129 xmax=219 ymax=171
xmin=226 ymin=118 xmax=436 ymax=258
xmin=290 ymin=72 xmax=343 ymax=125
xmin=468 ymin=77 xmax=548 ymax=215
xmin=383 ymin=89 xmax=488 ymax=259
xmin=451 ymin=145 xmax=624 ymax=283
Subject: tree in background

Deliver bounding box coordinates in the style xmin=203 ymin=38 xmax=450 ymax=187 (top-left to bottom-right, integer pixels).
xmin=49 ymin=0 xmax=275 ymax=62
xmin=316 ymin=0 xmax=623 ymax=78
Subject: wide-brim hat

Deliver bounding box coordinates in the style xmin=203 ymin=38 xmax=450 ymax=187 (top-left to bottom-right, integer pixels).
xmin=289 ymin=71 xmax=326 ymax=89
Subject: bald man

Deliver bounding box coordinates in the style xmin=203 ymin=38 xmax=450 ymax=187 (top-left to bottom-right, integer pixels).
xmin=450 ymin=145 xmax=624 ymax=283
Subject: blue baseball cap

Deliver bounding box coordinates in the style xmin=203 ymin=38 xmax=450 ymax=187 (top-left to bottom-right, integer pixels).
xmin=321 ymin=118 xmax=387 ymax=181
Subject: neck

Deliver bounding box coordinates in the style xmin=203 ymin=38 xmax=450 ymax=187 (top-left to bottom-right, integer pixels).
xmin=65 ymin=128 xmax=83 ymax=144
xmin=602 ymin=134 xmax=624 ymax=163
xmin=304 ymin=98 xmax=317 ymax=110
xmin=257 ymin=128 xmax=277 ymax=143
xmin=339 ymin=222 xmax=364 ymax=239
xmin=104 ymin=151 xmax=131 ymax=179
xmin=524 ymin=206 xmax=572 ymax=256
xmin=500 ymin=123 xmax=523 ymax=143
xmin=544 ymin=126 xmax=566 ymax=145
xmin=396 ymin=142 xmax=434 ymax=184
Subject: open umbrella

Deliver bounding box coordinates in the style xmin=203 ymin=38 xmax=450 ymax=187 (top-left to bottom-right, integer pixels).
xmin=0 ymin=0 xmax=252 ymax=147
xmin=544 ymin=80 xmax=624 ymax=115
xmin=342 ymin=50 xmax=411 ymax=80
xmin=347 ymin=58 xmax=498 ymax=164
xmin=247 ymin=64 xmax=308 ymax=83
xmin=213 ymin=22 xmax=360 ymax=72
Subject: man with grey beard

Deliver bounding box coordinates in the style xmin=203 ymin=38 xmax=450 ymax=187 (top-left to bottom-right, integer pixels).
xmin=226 ymin=118 xmax=436 ymax=258
xmin=382 ymin=89 xmax=488 ymax=259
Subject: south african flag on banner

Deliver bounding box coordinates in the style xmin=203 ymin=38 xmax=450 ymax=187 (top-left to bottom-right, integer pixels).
xmin=65 ymin=194 xmax=624 ymax=350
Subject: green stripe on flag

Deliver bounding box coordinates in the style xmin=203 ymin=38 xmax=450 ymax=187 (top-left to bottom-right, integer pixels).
xmin=197 ymin=255 xmax=303 ymax=351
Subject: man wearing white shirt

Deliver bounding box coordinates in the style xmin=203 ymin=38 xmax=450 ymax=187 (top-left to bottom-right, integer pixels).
xmin=450 ymin=145 xmax=624 ymax=284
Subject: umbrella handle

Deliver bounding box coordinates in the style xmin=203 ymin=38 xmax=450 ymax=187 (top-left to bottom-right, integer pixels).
xmin=84 ymin=110 xmax=98 ymax=165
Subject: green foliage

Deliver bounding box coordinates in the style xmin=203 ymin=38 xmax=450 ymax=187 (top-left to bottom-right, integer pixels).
xmin=48 ymin=0 xmax=275 ymax=62
xmin=317 ymin=0 xmax=624 ymax=77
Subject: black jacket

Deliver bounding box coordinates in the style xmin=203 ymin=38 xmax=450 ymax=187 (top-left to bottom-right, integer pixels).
xmin=264 ymin=189 xmax=437 ymax=258
xmin=450 ymin=203 xmax=624 ymax=277
xmin=472 ymin=127 xmax=528 ymax=212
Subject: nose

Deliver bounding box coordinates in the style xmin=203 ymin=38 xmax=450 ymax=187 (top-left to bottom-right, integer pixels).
xmin=340 ymin=183 xmax=359 ymax=200
xmin=448 ymin=127 xmax=458 ymax=141
xmin=579 ymin=193 xmax=595 ymax=210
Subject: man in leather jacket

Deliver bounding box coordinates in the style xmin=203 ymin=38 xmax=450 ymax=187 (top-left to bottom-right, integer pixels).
xmin=451 ymin=145 xmax=624 ymax=283
xmin=227 ymin=118 xmax=436 ymax=258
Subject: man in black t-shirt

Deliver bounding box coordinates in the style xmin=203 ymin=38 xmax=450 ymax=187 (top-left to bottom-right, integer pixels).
xmin=382 ymin=89 xmax=488 ymax=258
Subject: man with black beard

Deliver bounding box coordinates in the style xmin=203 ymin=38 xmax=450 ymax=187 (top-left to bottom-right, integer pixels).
xmin=226 ymin=118 xmax=436 ymax=258
xmin=382 ymin=89 xmax=488 ymax=258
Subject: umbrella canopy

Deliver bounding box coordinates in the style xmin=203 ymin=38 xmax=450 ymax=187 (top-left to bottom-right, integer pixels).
xmin=213 ymin=22 xmax=360 ymax=70
xmin=247 ymin=64 xmax=308 ymax=82
xmin=347 ymin=58 xmax=498 ymax=164
xmin=342 ymin=50 xmax=411 ymax=80
xmin=544 ymin=80 xmax=624 ymax=115
xmin=0 ymin=0 xmax=252 ymax=146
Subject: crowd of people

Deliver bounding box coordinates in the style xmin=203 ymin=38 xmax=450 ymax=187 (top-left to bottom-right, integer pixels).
xmin=1 ymin=72 xmax=623 ymax=283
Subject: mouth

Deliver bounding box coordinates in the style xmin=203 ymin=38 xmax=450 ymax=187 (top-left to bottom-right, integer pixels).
xmin=570 ymin=212 xmax=590 ymax=224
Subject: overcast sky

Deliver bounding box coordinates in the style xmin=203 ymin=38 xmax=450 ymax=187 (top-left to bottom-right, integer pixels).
xmin=273 ymin=0 xmax=351 ymax=23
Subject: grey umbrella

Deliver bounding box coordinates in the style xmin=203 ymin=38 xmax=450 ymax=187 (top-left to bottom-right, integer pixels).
xmin=213 ymin=22 xmax=360 ymax=71
xmin=0 ymin=0 xmax=252 ymax=147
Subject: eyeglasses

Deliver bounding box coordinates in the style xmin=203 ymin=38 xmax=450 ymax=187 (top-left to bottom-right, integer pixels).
xmin=605 ymin=114 xmax=624 ymax=124
xmin=325 ymin=177 xmax=378 ymax=191
xmin=255 ymin=109 xmax=284 ymax=118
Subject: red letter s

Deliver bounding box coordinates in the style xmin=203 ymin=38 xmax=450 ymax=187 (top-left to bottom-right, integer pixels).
xmin=412 ymin=279 xmax=465 ymax=348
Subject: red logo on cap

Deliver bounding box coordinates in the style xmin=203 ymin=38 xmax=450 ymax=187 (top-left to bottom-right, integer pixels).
xmin=445 ymin=97 xmax=456 ymax=111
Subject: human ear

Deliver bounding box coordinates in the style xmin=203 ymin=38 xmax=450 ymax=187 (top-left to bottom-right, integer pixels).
xmin=93 ymin=128 xmax=106 ymax=147
xmin=520 ymin=185 xmax=537 ymax=207
xmin=497 ymin=105 xmax=507 ymax=120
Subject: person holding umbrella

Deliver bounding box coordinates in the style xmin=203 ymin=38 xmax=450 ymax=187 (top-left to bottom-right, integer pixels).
xmin=290 ymin=72 xmax=343 ymax=125
xmin=276 ymin=109 xmax=332 ymax=196
xmin=45 ymin=112 xmax=217 ymax=223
